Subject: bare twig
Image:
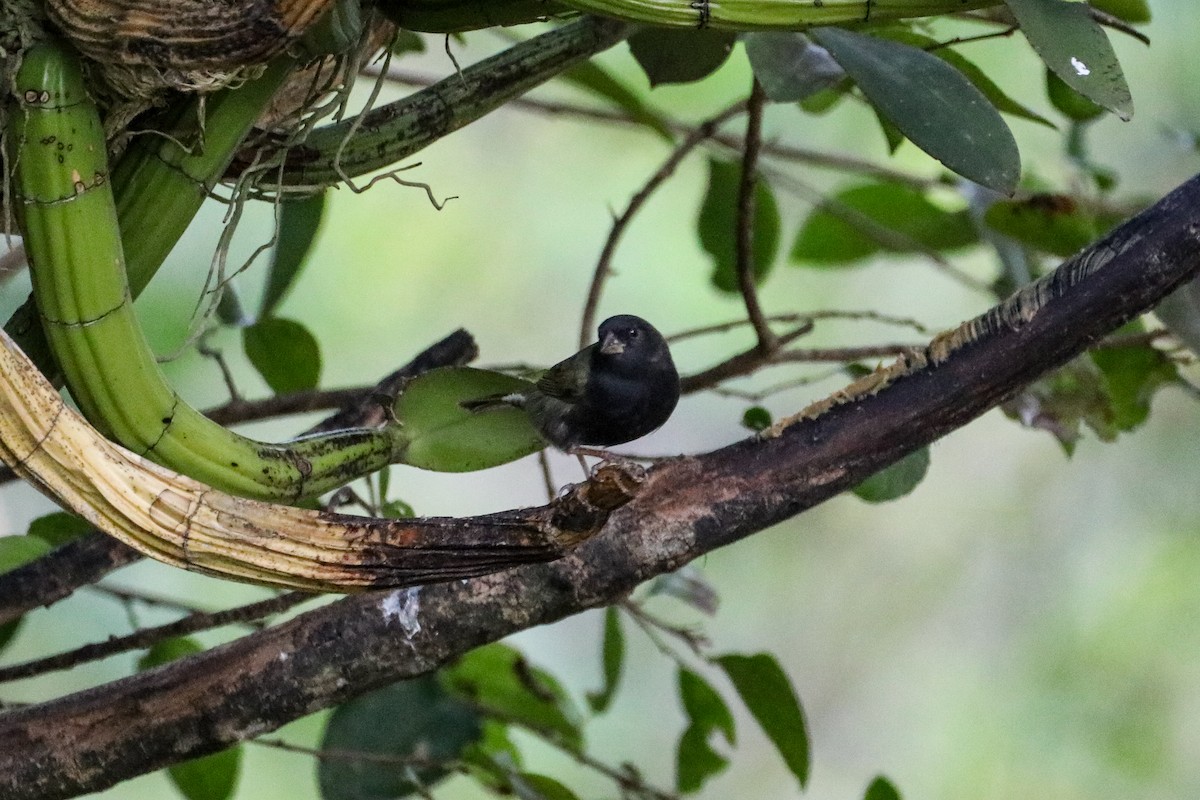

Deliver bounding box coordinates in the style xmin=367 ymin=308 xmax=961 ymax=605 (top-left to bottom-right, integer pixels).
xmin=580 ymin=101 xmax=748 ymax=348
xmin=734 ymin=80 xmax=776 ymax=354
xmin=0 ymin=593 xmax=312 ymax=683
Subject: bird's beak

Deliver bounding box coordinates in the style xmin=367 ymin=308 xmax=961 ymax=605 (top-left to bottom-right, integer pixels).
xmin=600 ymin=332 xmax=625 ymax=355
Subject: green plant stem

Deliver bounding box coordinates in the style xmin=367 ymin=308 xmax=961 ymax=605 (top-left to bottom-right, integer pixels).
xmin=270 ymin=15 xmax=632 ymax=187
xmin=554 ymin=0 xmax=997 ymax=28
xmin=8 ymin=41 xmax=409 ymax=502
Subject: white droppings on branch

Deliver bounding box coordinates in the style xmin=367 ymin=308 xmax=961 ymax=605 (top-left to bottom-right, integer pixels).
xmin=380 ymin=587 xmax=422 ymax=638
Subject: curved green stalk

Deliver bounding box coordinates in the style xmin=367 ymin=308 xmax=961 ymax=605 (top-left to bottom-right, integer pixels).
xmin=8 ymin=40 xmax=409 ymax=502
xmin=556 ymin=0 xmax=997 ymax=29
xmin=276 ymin=15 xmax=631 ymax=187
xmin=4 ymin=55 xmax=296 ymax=379
xmin=378 ymin=0 xmax=575 ymax=33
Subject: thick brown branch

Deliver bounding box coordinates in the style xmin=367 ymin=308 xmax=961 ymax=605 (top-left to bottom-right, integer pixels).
xmin=3 ymin=173 xmax=1200 ymax=800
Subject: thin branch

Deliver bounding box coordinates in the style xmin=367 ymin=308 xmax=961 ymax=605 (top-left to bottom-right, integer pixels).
xmin=580 ymin=100 xmax=748 ymax=348
xmin=734 ymin=80 xmax=776 ymax=354
xmin=0 ymin=593 xmax=312 ymax=684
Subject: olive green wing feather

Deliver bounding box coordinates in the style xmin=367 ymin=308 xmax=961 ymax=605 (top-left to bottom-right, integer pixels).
xmin=535 ymin=344 xmax=594 ymax=402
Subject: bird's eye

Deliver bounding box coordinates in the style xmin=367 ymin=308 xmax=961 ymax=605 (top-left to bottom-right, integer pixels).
xmin=628 ymin=328 xmax=640 ymax=338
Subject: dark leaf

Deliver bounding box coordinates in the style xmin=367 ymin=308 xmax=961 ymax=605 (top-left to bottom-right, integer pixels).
xmin=27 ymin=511 xmax=91 ymax=547
xmin=320 ymin=674 xmax=482 ymax=800
xmin=741 ymin=406 xmax=772 ymax=431
xmin=1046 ymin=69 xmax=1105 ymax=122
xmin=516 ymin=773 xmax=581 ymax=800
xmin=675 ymin=667 xmax=735 ymax=793
xmin=698 ymin=158 xmax=781 ymax=293
xmin=216 ymin=281 xmax=250 ymax=327
xmin=586 ymin=606 xmax=625 ymax=713
xmin=629 ymin=28 xmax=735 ymax=88
xmin=864 ymin=775 xmax=904 ymax=800
xmin=791 ymin=182 xmax=977 ymax=266
xmin=1001 ymin=358 xmax=1114 ymax=454
xmin=852 ymin=446 xmax=931 ymax=503
xmin=1005 ymin=0 xmax=1132 ymax=120
xmin=676 ymin=723 xmax=729 ymax=794
xmin=715 ymin=653 xmax=810 ymax=788
xmin=394 ymin=367 xmax=545 ymax=472
xmin=443 ymin=644 xmax=582 ymax=750
xmin=243 ymin=317 xmax=322 ymax=394
xmin=561 ymin=62 xmax=673 ymax=140
xmin=810 ymin=27 xmax=1020 ymax=193
xmin=743 ymin=33 xmax=844 ymax=102
xmin=391 ymin=30 xmax=426 ymax=55
xmin=0 ymin=535 xmax=53 ymax=653
xmin=261 ymin=192 xmax=326 ymax=319
xmin=984 ymin=193 xmax=1097 ymax=256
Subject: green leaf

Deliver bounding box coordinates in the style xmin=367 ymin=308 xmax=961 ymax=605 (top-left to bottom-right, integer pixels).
xmin=1090 ymin=332 xmax=1179 ymax=432
xmin=864 ymin=775 xmax=904 ymax=800
xmin=391 ymin=29 xmax=426 ymax=55
xmin=517 ymin=773 xmax=581 ymax=800
xmin=561 ymin=62 xmax=672 ymax=141
xmin=320 ymin=674 xmax=483 ymax=800
xmin=791 ymin=182 xmax=977 ymax=266
xmin=675 ymin=667 xmax=735 ymax=793
xmin=242 ymin=317 xmax=322 ymax=394
xmin=394 ymin=367 xmax=546 ymax=472
xmin=677 ymin=724 xmax=729 ymax=794
xmin=261 ymin=192 xmax=326 ymax=318
xmin=1045 ymin=68 xmax=1105 ymax=122
xmin=1004 ymin=0 xmax=1132 ymax=120
xmin=741 ymin=406 xmax=772 ymax=432
xmin=698 ymin=158 xmax=781 ymax=293
xmin=715 ymin=653 xmax=810 ymax=788
xmin=983 ymin=194 xmax=1097 ymax=256
xmin=0 ymin=535 xmax=54 ymax=654
xmin=1090 ymin=0 xmax=1150 ymax=22
xmin=743 ymin=33 xmax=844 ymax=102
xmin=852 ymin=447 xmax=931 ymax=503
xmin=809 ymin=27 xmax=1020 ymax=194
xmin=138 ymin=638 xmax=241 ymax=800
xmin=629 ymin=28 xmax=735 ymax=88
xmin=27 ymin=511 xmax=91 ymax=547
xmin=381 ymin=499 xmax=415 ymax=519
xmin=443 ymin=644 xmax=582 ymax=750
xmin=168 ymin=749 xmax=241 ymax=800
xmin=586 ymin=607 xmax=625 ymax=713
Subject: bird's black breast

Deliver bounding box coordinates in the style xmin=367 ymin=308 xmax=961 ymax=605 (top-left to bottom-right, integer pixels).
xmin=565 ymin=367 xmax=679 ymax=447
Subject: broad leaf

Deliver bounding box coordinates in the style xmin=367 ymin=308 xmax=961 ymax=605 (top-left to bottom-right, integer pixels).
xmin=1045 ymin=69 xmax=1104 ymax=122
xmin=0 ymin=535 xmax=53 ymax=654
xmin=852 ymin=447 xmax=931 ymax=503
xmin=260 ymin=192 xmax=325 ymax=318
xmin=743 ymin=33 xmax=844 ymax=102
xmin=394 ymin=367 xmax=545 ymax=472
xmin=1090 ymin=0 xmax=1150 ymax=22
xmin=698 ymin=158 xmax=781 ymax=293
xmin=242 ymin=317 xmax=322 ymax=394
xmin=791 ymin=182 xmax=977 ymax=265
xmin=864 ymin=775 xmax=904 ymax=800
xmin=1005 ymin=0 xmax=1132 ymax=120
xmin=715 ymin=653 xmax=810 ymax=788
xmin=676 ymin=667 xmax=735 ymax=793
xmin=443 ymin=644 xmax=583 ymax=750
xmin=586 ymin=606 xmax=625 ymax=713
xmin=516 ymin=773 xmax=581 ymax=800
xmin=1090 ymin=329 xmax=1179 ymax=432
xmin=809 ymin=27 xmax=1020 ymax=194
xmin=27 ymin=511 xmax=91 ymax=547
xmin=984 ymin=194 xmax=1096 ymax=256
xmin=139 ymin=639 xmax=242 ymax=800
xmin=562 ymin=62 xmax=672 ymax=140
xmin=629 ymin=28 xmax=735 ymax=87
xmin=320 ymin=675 xmax=482 ymax=800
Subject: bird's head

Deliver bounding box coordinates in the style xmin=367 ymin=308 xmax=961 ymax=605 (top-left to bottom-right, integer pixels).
xmin=597 ymin=315 xmax=671 ymax=366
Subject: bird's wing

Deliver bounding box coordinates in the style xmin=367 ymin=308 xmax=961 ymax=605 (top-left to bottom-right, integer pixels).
xmin=535 ymin=344 xmax=594 ymax=402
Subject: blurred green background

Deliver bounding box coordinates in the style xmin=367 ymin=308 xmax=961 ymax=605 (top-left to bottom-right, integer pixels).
xmin=3 ymin=3 xmax=1200 ymax=798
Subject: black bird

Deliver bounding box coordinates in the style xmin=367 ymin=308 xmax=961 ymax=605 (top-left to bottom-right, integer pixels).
xmin=464 ymin=315 xmax=680 ymax=451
